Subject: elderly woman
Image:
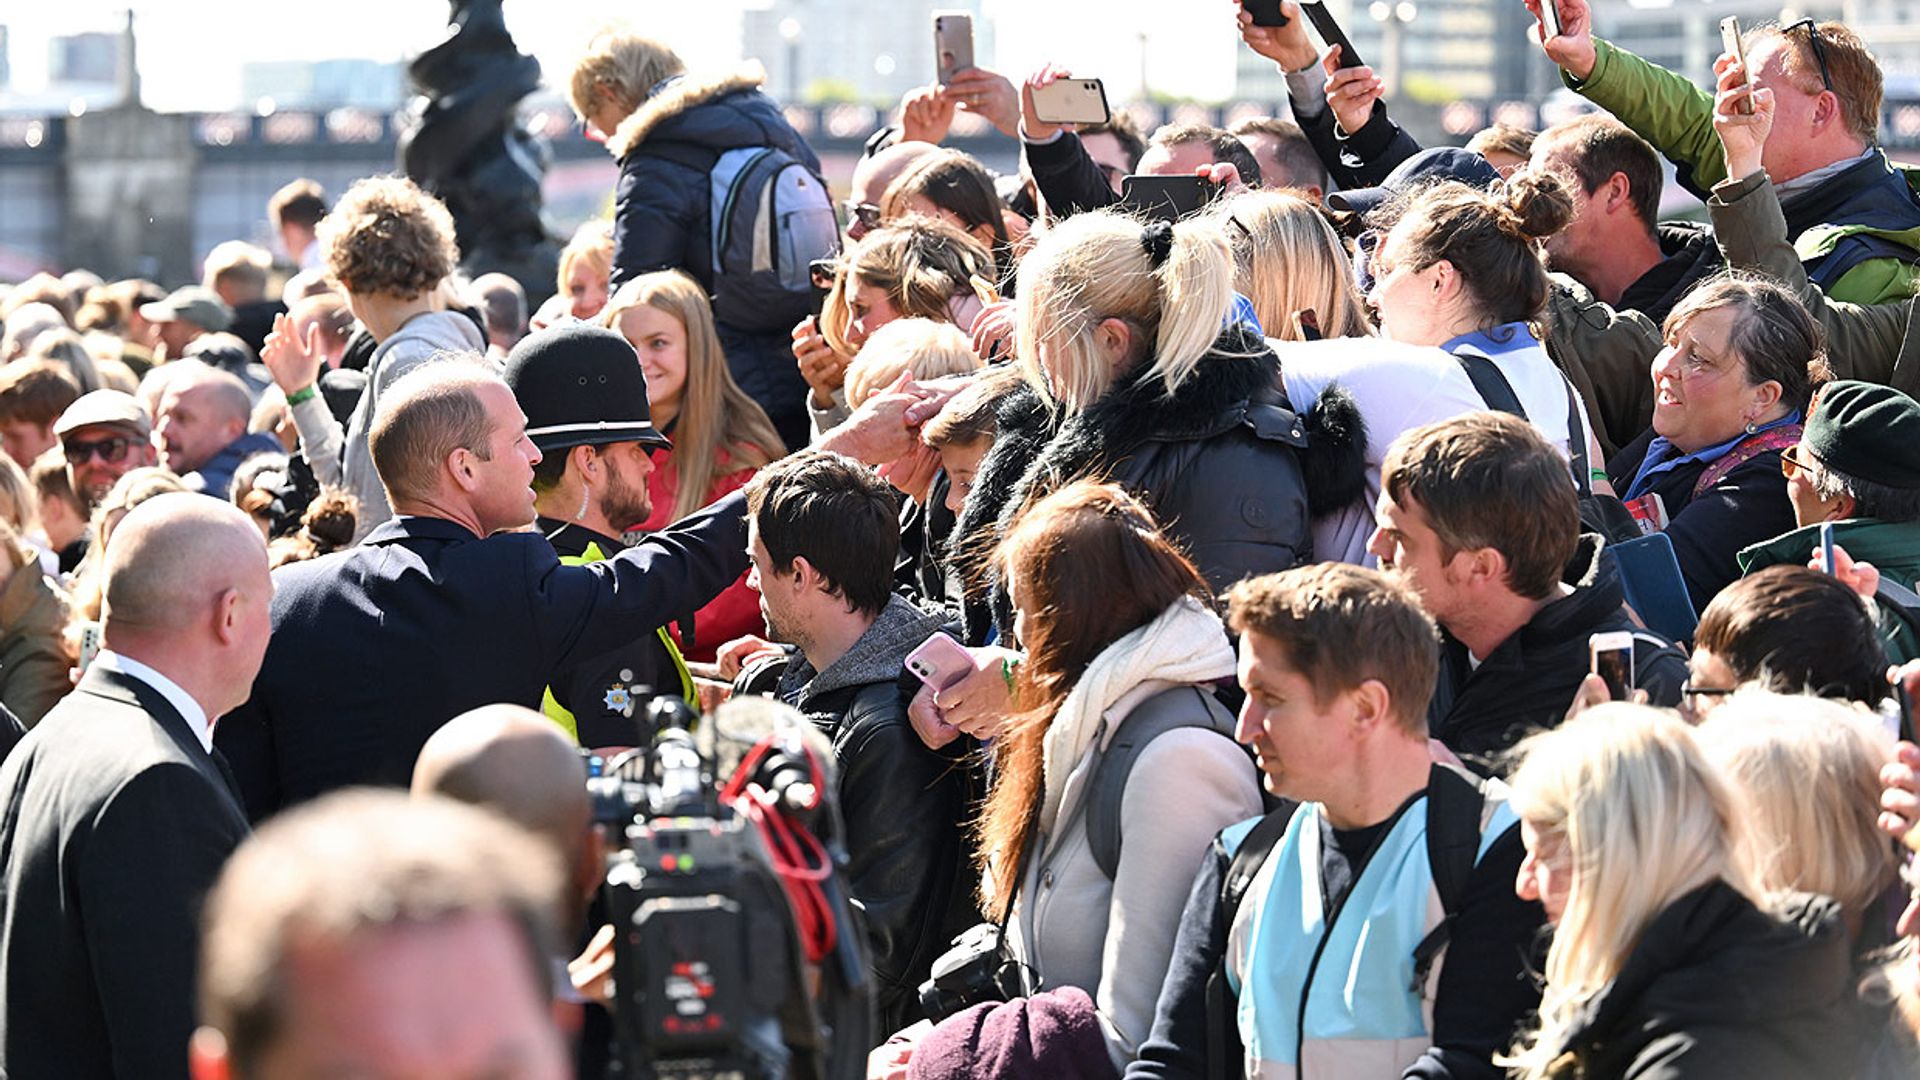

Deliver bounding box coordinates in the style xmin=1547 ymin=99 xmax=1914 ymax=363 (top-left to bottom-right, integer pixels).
xmin=1609 ymin=274 xmax=1824 ymax=610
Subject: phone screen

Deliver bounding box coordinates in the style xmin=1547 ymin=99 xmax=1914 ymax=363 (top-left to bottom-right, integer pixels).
xmin=1592 ymin=643 xmax=1634 ymax=701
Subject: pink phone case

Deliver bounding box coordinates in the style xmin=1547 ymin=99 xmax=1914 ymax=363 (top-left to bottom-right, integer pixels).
xmin=905 ymin=632 xmax=976 ymax=692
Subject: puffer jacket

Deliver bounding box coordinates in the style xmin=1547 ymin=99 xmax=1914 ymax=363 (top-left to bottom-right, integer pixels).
xmin=953 ymin=326 xmax=1365 ymax=642
xmin=734 ymin=595 xmax=976 ymax=1034
xmin=1534 ymin=883 xmax=1855 ymax=1079
xmin=604 ymin=64 xmax=821 ymax=449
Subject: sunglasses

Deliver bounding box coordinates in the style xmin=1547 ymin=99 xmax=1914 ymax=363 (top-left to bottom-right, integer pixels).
xmin=1782 ymin=19 xmax=1835 ymax=94
xmin=841 ymin=201 xmax=883 ymax=231
xmin=1778 ymin=446 xmax=1816 ymax=479
xmin=62 ymin=436 xmax=137 ymax=465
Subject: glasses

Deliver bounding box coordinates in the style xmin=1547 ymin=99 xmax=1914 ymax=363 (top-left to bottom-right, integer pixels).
xmin=1779 ymin=446 xmax=1815 ymax=479
xmin=1782 ymin=19 xmax=1835 ymax=94
xmin=62 ymin=436 xmax=137 ymax=465
xmin=841 ymin=200 xmax=882 ymax=232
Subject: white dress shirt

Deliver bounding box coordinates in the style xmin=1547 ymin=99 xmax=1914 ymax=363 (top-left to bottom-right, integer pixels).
xmin=90 ymin=651 xmax=213 ymax=752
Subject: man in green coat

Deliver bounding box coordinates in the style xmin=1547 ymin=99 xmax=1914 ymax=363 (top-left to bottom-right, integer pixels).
xmin=1739 ymin=381 xmax=1920 ymax=663
xmin=1533 ymin=0 xmax=1920 ymax=305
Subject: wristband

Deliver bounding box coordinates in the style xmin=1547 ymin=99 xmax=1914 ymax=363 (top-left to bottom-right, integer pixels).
xmin=1000 ymin=656 xmax=1020 ymax=700
xmin=1590 ymin=467 xmax=1609 ymax=484
xmin=286 ymin=384 xmax=317 ymax=406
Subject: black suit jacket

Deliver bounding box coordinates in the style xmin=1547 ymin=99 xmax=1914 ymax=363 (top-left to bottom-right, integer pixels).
xmin=0 ymin=665 xmax=249 ymax=1080
xmin=216 ymin=491 xmax=750 ymax=822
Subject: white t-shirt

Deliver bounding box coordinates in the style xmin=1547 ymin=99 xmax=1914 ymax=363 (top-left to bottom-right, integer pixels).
xmin=1275 ymin=331 xmax=1591 ymax=565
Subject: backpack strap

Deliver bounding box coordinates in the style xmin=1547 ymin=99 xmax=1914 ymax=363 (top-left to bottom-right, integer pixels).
xmin=1692 ymin=425 xmax=1802 ymax=500
xmin=1408 ymin=762 xmax=1488 ymax=994
xmin=1087 ymin=685 xmax=1238 ymax=881
xmin=1452 ymin=346 xmax=1527 ymax=419
xmin=1204 ymin=805 xmax=1295 ymax=1080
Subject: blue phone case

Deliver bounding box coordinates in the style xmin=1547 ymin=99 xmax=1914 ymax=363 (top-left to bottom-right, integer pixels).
xmin=1609 ymin=532 xmax=1698 ymax=643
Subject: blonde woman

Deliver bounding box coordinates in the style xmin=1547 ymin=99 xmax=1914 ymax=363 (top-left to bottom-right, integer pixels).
xmin=1214 ymin=189 xmax=1370 ymax=342
xmin=601 ymin=271 xmax=784 ymax=660
xmin=556 ymin=220 xmax=614 ymax=321
xmin=944 ymin=208 xmax=1360 ymax=648
xmin=1504 ymin=706 xmax=1856 ymax=1079
xmin=793 ymin=216 xmax=992 ymax=437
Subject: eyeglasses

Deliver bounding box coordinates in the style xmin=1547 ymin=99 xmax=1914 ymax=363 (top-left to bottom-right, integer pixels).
xmin=841 ymin=200 xmax=882 ymax=232
xmin=1782 ymin=19 xmax=1835 ymax=94
xmin=61 ymin=436 xmax=137 ymax=465
xmin=1779 ymin=446 xmax=1816 ymax=479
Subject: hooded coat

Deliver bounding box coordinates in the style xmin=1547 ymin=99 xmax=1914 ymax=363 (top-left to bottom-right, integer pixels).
xmin=603 ymin=64 xmax=822 ymax=448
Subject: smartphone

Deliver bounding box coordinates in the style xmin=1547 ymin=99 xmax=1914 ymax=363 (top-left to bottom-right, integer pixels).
xmin=77 ymin=620 xmax=103 ymax=676
xmin=905 ymin=632 xmax=977 ymax=692
xmin=1030 ymin=78 xmax=1111 ymax=126
xmin=1539 ymin=0 xmax=1562 ymax=40
xmin=1590 ymin=631 xmax=1635 ymax=701
xmin=934 ymin=11 xmax=974 ymax=85
xmin=1301 ymin=2 xmax=1366 ymax=70
xmin=1243 ymin=0 xmax=1289 ymax=28
xmin=1120 ymin=174 xmax=1218 ymax=223
xmin=1720 ymin=16 xmax=1754 ymax=115
xmin=808 ymin=257 xmax=837 ymax=318
xmin=1819 ymin=521 xmax=1838 ymax=574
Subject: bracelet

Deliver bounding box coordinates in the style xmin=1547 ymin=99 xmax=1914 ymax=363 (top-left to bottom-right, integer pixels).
xmin=286 ymin=384 xmax=317 ymax=406
xmin=1590 ymin=467 xmax=1609 ymax=484
xmin=1000 ymin=656 xmax=1020 ymax=700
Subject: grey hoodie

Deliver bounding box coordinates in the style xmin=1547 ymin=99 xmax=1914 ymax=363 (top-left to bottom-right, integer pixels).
xmin=289 ymin=310 xmax=486 ymax=541
xmin=775 ymin=594 xmax=948 ymax=711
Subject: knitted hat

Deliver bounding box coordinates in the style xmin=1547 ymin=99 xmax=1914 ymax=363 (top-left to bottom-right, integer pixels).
xmin=1803 ymin=380 xmax=1920 ymax=490
xmin=502 ymin=322 xmax=670 ymax=453
xmin=906 ymin=987 xmax=1118 ymax=1080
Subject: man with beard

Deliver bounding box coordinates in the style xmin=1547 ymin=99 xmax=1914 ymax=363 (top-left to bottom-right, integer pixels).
xmin=503 ymin=323 xmax=686 ymax=748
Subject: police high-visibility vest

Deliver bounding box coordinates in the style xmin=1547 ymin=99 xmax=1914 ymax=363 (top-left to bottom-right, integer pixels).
xmin=541 ymin=540 xmax=697 ymax=743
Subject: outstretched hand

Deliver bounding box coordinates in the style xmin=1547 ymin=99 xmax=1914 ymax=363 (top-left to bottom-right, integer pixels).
xmin=1323 ymin=50 xmax=1383 ymax=136
xmin=261 ymin=311 xmax=325 ymax=397
xmin=1234 ymin=0 xmax=1319 ymax=73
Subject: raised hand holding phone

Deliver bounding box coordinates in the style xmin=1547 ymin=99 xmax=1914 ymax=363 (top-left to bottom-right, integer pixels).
xmin=1234 ymin=0 xmax=1319 ymax=73
xmin=1521 ymin=0 xmax=1597 ymax=80
xmin=1711 ymin=48 xmax=1774 ymax=179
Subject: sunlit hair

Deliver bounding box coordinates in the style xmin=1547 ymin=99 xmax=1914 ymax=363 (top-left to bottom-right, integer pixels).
xmin=1662 ymin=272 xmax=1827 ymax=416
xmin=65 ymin=467 xmax=190 ymax=629
xmin=1374 ymin=172 xmax=1573 ymax=331
xmin=600 ymin=271 xmax=783 ymax=522
xmin=879 ymin=148 xmax=1013 ymax=284
xmin=976 ymin=481 xmax=1210 ymax=909
xmin=557 ymin=220 xmax=614 ymax=310
xmin=818 ymin=217 xmax=991 ymax=356
xmin=1016 ymin=208 xmax=1242 ymax=412
xmin=317 ymin=176 xmax=458 ymax=300
xmin=566 ymin=27 xmax=685 ymax=121
xmin=1502 ymin=706 xmax=1754 ymax=1078
xmin=922 ymin=365 xmax=1025 ymax=451
xmin=1749 ymin=20 xmax=1882 ymax=146
xmin=0 ymin=453 xmax=39 ymax=537
xmin=1698 ymin=690 xmax=1895 ymax=924
xmin=1214 ymin=190 xmax=1370 ymax=341
xmin=842 ymin=318 xmax=981 ymax=408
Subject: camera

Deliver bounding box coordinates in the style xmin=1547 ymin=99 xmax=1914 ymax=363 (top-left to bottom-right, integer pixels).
xmin=587 ymin=697 xmax=873 ymax=1080
xmin=917 ymin=921 xmax=1025 ymax=1021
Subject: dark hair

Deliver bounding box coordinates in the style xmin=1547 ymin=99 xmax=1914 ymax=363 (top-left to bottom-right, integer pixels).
xmin=1663 ymin=274 xmax=1826 ymax=415
xmin=1080 ymin=111 xmax=1146 ymax=171
xmin=1229 ymin=116 xmax=1327 ymax=192
xmin=1695 ymin=565 xmax=1888 ymax=706
xmin=880 ymin=149 xmax=1013 ymax=283
xmin=1536 ymin=114 xmax=1663 ymax=233
xmin=269 ymin=178 xmax=329 ymax=230
xmin=1464 ymin=121 xmax=1536 ymax=163
xmin=1226 ymin=563 xmax=1439 ymax=734
xmin=978 ymin=481 xmax=1210 ymax=907
xmin=1381 ymin=412 xmax=1579 ymax=600
xmin=1149 ymin=123 xmax=1264 ymax=188
xmin=744 ymin=450 xmax=899 ymax=619
xmin=1381 ymin=172 xmax=1573 ymax=327
xmin=0 ymin=361 xmax=81 ymax=428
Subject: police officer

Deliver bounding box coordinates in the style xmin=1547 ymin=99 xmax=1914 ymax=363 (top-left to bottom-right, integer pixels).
xmin=506 ymin=324 xmax=689 ymax=747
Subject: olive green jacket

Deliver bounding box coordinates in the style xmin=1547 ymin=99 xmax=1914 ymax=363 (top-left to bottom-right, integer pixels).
xmin=1738 ymin=517 xmax=1920 ymax=664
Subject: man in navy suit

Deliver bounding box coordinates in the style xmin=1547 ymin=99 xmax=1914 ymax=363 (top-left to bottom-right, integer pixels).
xmin=0 ymin=494 xmax=270 ymax=1079
xmin=217 ymin=344 xmax=908 ymax=822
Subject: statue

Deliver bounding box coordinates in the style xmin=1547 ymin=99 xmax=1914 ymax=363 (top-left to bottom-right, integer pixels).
xmin=400 ymin=0 xmax=560 ymax=308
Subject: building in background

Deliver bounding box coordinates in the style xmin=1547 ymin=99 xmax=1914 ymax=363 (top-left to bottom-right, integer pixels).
xmin=742 ymin=0 xmax=989 ymax=106
xmin=0 ymin=27 xmax=12 ymax=92
xmin=241 ymin=59 xmax=407 ymax=112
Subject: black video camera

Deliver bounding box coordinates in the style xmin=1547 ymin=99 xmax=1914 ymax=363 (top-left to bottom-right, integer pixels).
xmin=586 ymin=697 xmax=873 ymax=1080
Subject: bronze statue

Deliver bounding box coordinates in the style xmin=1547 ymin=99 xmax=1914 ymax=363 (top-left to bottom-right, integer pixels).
xmin=400 ymin=0 xmax=560 ymax=307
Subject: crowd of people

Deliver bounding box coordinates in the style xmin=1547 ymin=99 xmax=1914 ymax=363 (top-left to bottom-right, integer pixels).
xmin=2 ymin=0 xmax=1920 ymax=1076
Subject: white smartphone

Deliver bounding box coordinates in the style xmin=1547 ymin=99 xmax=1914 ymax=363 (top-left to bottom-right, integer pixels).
xmin=1030 ymin=78 xmax=1111 ymax=126
xmin=1720 ymin=16 xmax=1754 ymax=115
xmin=1540 ymin=0 xmax=1562 ymax=41
xmin=934 ymin=12 xmax=975 ymax=85
xmin=77 ymin=620 xmax=103 ymax=675
xmin=1589 ymin=631 xmax=1635 ymax=702
xmin=905 ymin=631 xmax=977 ymax=692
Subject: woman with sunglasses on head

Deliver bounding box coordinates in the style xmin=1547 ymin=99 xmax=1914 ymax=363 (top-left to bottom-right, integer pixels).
xmin=879 ymin=148 xmax=1019 ymax=293
xmin=1502 ymin=705 xmax=1856 ymax=1079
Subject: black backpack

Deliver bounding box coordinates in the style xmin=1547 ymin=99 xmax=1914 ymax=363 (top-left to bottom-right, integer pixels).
xmin=1202 ymin=763 xmax=1489 ymax=1079
xmin=1084 ymin=685 xmax=1242 ymax=882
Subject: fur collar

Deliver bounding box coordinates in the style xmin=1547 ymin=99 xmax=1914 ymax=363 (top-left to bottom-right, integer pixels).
xmin=605 ymin=62 xmax=767 ymax=160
